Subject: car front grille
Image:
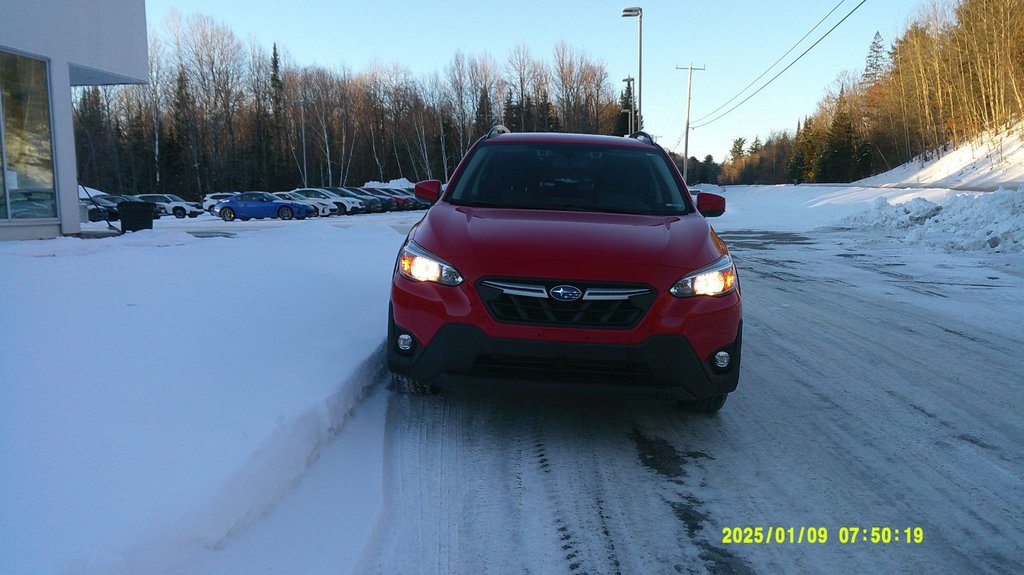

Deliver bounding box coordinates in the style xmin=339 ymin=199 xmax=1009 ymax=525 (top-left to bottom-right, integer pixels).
xmin=477 ymin=278 xmax=655 ymax=329
xmin=472 ymin=353 xmax=650 ymax=383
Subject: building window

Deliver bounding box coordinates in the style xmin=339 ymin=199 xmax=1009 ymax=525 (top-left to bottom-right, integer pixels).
xmin=1 ymin=50 xmax=57 ymax=220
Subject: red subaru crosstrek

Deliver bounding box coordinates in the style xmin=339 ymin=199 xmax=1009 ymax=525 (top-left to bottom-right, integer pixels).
xmin=388 ymin=128 xmax=741 ymax=412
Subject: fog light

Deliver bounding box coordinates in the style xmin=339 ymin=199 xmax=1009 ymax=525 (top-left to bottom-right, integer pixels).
xmin=396 ymin=334 xmax=414 ymax=352
xmin=714 ymin=351 xmax=731 ymax=369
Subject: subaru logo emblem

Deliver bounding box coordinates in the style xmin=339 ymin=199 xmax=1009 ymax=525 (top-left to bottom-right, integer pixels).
xmin=550 ymin=285 xmax=583 ymax=301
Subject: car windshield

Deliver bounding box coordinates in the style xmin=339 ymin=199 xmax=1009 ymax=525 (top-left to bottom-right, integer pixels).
xmin=448 ymin=142 xmax=691 ymax=216
xmin=166 ymin=194 xmax=187 ymax=202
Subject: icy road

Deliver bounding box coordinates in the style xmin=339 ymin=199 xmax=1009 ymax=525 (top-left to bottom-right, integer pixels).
xmin=365 ymin=228 xmax=1024 ymax=575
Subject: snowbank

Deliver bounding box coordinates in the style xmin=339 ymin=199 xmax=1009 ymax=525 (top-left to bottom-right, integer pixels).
xmin=840 ymin=186 xmax=1024 ymax=252
xmin=361 ymin=177 xmax=414 ymax=188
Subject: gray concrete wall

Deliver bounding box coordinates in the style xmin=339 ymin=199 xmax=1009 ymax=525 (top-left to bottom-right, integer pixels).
xmin=0 ymin=0 xmax=147 ymax=240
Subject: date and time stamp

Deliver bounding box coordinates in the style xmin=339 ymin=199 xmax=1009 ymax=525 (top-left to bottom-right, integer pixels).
xmin=721 ymin=526 xmax=925 ymax=545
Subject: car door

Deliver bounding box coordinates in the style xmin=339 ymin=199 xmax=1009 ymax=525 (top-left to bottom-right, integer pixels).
xmin=258 ymin=194 xmax=279 ymax=218
xmin=233 ymin=193 xmax=259 ymax=217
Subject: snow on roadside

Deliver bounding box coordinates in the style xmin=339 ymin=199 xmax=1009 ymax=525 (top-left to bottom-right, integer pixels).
xmin=0 ymin=221 xmax=407 ymax=575
xmin=855 ymin=122 xmax=1024 ymax=191
xmin=839 ymin=186 xmax=1024 ymax=252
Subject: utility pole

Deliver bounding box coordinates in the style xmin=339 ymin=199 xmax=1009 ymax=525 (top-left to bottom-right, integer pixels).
xmin=676 ymin=63 xmax=705 ymax=185
xmin=300 ymin=98 xmax=309 ymax=188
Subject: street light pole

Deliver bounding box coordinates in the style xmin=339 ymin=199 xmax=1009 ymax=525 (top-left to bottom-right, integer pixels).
xmin=622 ymin=76 xmax=635 ymax=133
xmin=621 ymin=7 xmax=643 ymax=129
xmin=299 ymin=98 xmax=309 ymax=188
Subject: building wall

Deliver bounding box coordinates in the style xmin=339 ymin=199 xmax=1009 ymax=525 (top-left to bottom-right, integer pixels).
xmin=0 ymin=0 xmax=147 ymax=84
xmin=0 ymin=0 xmax=147 ymax=240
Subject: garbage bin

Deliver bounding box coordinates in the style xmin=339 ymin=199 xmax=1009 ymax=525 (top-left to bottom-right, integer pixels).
xmin=119 ymin=200 xmax=156 ymax=232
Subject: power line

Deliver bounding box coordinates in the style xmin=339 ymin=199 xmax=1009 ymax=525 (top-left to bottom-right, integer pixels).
xmin=691 ymin=0 xmax=869 ymax=131
xmin=691 ymin=0 xmax=848 ymax=125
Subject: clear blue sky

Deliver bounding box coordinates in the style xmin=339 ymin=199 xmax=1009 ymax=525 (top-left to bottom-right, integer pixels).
xmin=144 ymin=0 xmax=923 ymax=164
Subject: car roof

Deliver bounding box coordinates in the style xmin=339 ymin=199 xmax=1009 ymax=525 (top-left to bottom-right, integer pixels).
xmin=481 ymin=132 xmax=658 ymax=150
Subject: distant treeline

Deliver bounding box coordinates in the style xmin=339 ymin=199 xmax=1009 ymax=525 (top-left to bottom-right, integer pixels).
xmin=718 ymin=0 xmax=1023 ymax=185
xmin=73 ymin=13 xmax=640 ymax=199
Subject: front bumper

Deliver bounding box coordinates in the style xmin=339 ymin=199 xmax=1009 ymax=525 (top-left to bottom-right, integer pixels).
xmin=388 ymin=311 xmax=742 ymax=401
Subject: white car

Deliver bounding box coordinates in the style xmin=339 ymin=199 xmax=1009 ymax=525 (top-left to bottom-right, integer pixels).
xmin=291 ymin=188 xmax=365 ymax=215
xmin=274 ymin=191 xmax=336 ymax=217
xmin=136 ymin=194 xmax=205 ymax=218
xmin=203 ymin=192 xmax=237 ymax=213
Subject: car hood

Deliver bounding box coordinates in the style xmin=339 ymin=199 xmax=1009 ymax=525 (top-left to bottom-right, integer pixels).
xmin=412 ymin=203 xmax=726 ymax=281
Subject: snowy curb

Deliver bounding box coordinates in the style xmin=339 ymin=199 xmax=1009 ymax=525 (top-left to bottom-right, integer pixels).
xmin=107 ymin=345 xmax=389 ymax=574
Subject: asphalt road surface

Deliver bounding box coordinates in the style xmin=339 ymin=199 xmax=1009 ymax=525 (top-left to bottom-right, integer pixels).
xmin=366 ymin=228 xmax=1024 ymax=574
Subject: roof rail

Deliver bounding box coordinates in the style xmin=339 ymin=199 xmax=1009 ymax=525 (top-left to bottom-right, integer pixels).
xmin=627 ymin=131 xmax=656 ymax=145
xmin=487 ymin=125 xmax=511 ymax=138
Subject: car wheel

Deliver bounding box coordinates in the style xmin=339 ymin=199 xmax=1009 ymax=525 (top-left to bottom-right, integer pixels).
xmin=392 ymin=373 xmax=437 ymax=395
xmin=678 ymin=394 xmax=728 ymax=414
xmin=220 ymin=207 xmax=235 ymax=222
xmin=278 ymin=206 xmax=294 ymax=220
xmin=173 ymin=207 xmax=186 ymax=218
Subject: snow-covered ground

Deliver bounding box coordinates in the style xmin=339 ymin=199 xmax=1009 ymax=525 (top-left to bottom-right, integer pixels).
xmin=3 ymin=143 xmax=1023 ymax=574
xmin=855 ymin=122 xmax=1024 ymax=191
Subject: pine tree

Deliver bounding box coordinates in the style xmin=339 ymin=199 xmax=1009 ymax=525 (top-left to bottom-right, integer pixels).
xmin=700 ymin=155 xmax=720 ymax=184
xmin=817 ymin=92 xmax=857 ymax=183
xmin=502 ymin=89 xmax=521 ymax=131
xmin=729 ymin=138 xmax=746 ymax=162
xmin=614 ymin=84 xmax=635 ymax=136
xmin=862 ymin=32 xmax=888 ymax=86
xmin=473 ymin=87 xmax=494 ymax=137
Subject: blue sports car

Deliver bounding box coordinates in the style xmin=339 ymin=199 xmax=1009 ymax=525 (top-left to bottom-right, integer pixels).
xmin=213 ymin=191 xmax=312 ymax=221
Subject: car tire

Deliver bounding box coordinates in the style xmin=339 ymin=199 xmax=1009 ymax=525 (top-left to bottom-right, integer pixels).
xmin=173 ymin=207 xmax=186 ymax=218
xmin=392 ymin=373 xmax=437 ymax=395
xmin=278 ymin=206 xmax=294 ymax=220
xmin=220 ymin=207 xmax=236 ymax=222
xmin=678 ymin=394 xmax=728 ymax=414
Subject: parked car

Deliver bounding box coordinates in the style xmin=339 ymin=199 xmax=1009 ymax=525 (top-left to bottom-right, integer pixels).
xmin=364 ymin=187 xmax=415 ymax=210
xmin=95 ymin=194 xmax=161 ymax=219
xmin=83 ymin=195 xmax=121 ymax=220
xmin=79 ymin=199 xmax=111 ymax=222
xmin=388 ymin=128 xmax=742 ymax=413
xmin=274 ymin=191 xmax=337 ymax=217
xmin=203 ymin=192 xmax=237 ymax=213
xmin=213 ymin=191 xmax=311 ymax=221
xmin=326 ymin=187 xmax=384 ymax=213
xmin=136 ymin=194 xmax=204 ymax=218
xmin=387 ymin=187 xmax=431 ymax=209
xmin=352 ymin=187 xmax=398 ymax=212
xmin=290 ymin=188 xmax=365 ymax=215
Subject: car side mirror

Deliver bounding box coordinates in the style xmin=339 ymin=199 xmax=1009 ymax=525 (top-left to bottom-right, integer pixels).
xmin=414 ymin=180 xmax=442 ymax=203
xmin=696 ymin=192 xmax=725 ymax=218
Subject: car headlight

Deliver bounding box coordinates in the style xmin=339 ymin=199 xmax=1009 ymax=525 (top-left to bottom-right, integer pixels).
xmin=397 ymin=240 xmax=463 ymax=286
xmin=670 ymin=255 xmax=737 ymax=297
